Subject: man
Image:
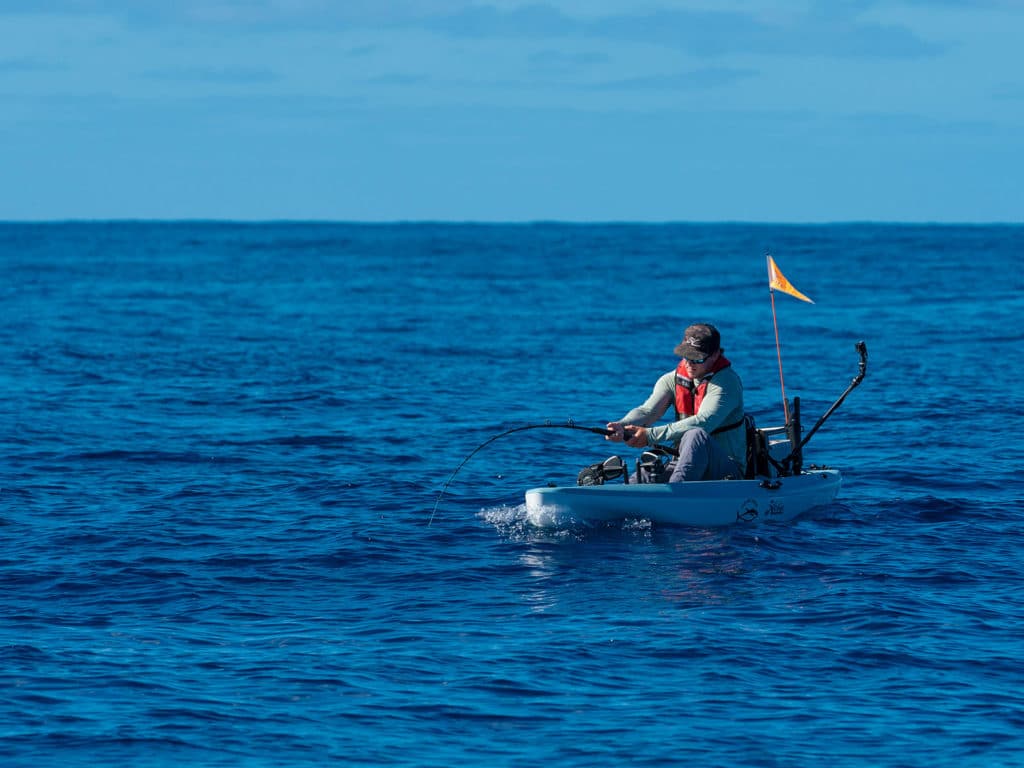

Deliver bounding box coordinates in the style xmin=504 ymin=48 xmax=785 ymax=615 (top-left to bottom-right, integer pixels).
xmin=606 ymin=323 xmax=746 ymax=481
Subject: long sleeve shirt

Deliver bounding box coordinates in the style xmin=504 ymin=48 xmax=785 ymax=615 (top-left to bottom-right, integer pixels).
xmin=619 ymin=366 xmax=746 ymax=470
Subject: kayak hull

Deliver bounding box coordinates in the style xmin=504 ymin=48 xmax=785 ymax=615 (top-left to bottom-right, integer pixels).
xmin=524 ymin=469 xmax=841 ymax=527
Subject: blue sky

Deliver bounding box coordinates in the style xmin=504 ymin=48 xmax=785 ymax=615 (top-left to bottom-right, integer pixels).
xmin=1 ymin=1 xmax=1021 ymax=221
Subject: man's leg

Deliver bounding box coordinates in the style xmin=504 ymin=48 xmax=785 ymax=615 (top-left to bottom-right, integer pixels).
xmin=668 ymin=429 xmax=742 ymax=482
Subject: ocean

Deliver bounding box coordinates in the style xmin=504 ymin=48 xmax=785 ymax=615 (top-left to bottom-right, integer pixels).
xmin=1 ymin=222 xmax=1022 ymax=767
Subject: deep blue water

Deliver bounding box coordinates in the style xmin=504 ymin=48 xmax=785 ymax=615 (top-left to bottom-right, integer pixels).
xmin=1 ymin=222 xmax=1022 ymax=767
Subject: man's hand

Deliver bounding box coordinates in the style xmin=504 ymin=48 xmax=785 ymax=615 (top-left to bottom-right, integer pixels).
xmin=624 ymin=426 xmax=649 ymax=448
xmin=606 ymin=422 xmax=649 ymax=448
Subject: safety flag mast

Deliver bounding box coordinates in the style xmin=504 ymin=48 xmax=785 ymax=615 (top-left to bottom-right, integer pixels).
xmin=766 ymin=253 xmax=814 ymax=424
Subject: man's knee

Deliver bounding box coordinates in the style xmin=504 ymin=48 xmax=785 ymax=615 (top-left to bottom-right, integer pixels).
xmin=679 ymin=428 xmax=711 ymax=453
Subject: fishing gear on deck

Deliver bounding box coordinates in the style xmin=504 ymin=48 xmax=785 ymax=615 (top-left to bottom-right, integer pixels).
xmin=577 ymin=455 xmax=629 ymax=486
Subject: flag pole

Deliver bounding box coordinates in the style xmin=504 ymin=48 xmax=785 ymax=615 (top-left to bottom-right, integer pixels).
xmin=765 ymin=252 xmax=814 ymax=425
xmin=768 ymin=254 xmax=790 ymax=424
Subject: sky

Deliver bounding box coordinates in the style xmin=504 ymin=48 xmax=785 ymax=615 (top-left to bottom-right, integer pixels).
xmin=1 ymin=0 xmax=1021 ymax=222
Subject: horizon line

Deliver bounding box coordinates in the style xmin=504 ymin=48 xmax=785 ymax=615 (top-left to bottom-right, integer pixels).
xmin=1 ymin=218 xmax=1021 ymax=226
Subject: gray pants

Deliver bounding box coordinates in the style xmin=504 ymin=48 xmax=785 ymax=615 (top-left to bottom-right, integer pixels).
xmin=637 ymin=428 xmax=743 ymax=483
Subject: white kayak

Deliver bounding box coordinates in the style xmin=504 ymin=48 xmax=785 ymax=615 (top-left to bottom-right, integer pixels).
xmin=432 ymin=342 xmax=864 ymax=530
xmin=522 ymin=337 xmax=869 ymax=529
xmin=525 ymin=468 xmax=841 ymax=528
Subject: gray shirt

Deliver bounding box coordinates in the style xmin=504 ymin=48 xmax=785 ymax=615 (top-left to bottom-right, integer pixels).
xmin=620 ymin=365 xmax=746 ymax=470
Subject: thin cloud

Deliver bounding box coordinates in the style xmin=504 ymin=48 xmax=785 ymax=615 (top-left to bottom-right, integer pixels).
xmin=993 ymin=83 xmax=1024 ymax=101
xmin=0 ymin=56 xmax=67 ymax=72
xmin=582 ymin=67 xmax=757 ymax=91
xmin=588 ymin=8 xmax=945 ymax=58
xmin=142 ymin=67 xmax=278 ymax=84
xmin=0 ymin=0 xmax=467 ymax=26
xmin=0 ymin=2 xmax=953 ymax=59
xmin=529 ymin=50 xmax=609 ymax=67
xmin=421 ymin=5 xmax=946 ymax=59
xmin=861 ymin=0 xmax=1010 ymax=6
xmin=368 ymin=73 xmax=429 ymax=86
xmin=847 ymin=110 xmax=1009 ymax=137
xmin=528 ymin=49 xmax=610 ymax=77
xmin=420 ymin=4 xmax=573 ymax=38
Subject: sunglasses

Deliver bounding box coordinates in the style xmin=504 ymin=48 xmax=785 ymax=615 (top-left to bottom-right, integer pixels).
xmin=683 ymin=355 xmax=709 ymax=365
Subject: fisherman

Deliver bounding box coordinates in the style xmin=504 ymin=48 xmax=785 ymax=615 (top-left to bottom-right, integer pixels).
xmin=606 ymin=323 xmax=746 ymax=482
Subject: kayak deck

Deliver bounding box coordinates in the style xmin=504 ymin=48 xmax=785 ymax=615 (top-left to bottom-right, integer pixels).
xmin=524 ymin=469 xmax=841 ymax=527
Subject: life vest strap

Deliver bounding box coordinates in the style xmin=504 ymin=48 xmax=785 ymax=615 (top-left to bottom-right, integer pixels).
xmin=711 ymin=417 xmax=744 ymax=435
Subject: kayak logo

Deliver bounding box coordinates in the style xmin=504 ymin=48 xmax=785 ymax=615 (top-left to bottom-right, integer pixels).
xmin=766 ymin=500 xmax=785 ymax=518
xmin=736 ymin=499 xmax=758 ymax=522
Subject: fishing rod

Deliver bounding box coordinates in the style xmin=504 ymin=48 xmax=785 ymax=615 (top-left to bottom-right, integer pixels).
xmin=429 ymin=421 xmax=612 ymax=526
xmin=778 ymin=340 xmax=868 ymax=474
xmin=799 ymin=340 xmax=868 ymax=450
xmin=429 ymin=421 xmax=679 ymax=525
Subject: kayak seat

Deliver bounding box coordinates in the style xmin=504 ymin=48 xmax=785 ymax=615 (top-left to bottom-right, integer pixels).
xmin=743 ymin=415 xmax=773 ymax=479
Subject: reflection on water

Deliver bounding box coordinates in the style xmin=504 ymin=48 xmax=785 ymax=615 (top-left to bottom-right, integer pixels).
xmin=480 ymin=502 xmax=758 ymax=611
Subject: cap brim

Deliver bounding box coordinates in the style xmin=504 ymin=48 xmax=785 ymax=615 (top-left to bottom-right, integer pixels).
xmin=674 ymin=344 xmax=716 ymax=360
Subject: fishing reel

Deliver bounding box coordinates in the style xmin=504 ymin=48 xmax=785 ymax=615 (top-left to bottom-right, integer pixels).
xmin=637 ymin=448 xmax=672 ymax=483
xmin=577 ymin=455 xmax=628 ymax=486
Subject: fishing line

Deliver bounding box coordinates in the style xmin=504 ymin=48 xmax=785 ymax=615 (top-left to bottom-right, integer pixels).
xmin=428 ymin=420 xmax=610 ymax=526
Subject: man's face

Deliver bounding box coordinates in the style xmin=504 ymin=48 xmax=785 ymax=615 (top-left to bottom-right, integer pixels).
xmin=681 ymin=349 xmax=720 ymax=378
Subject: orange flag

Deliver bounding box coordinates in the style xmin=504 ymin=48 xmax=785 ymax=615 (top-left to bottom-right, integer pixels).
xmin=767 ymin=255 xmax=814 ymax=303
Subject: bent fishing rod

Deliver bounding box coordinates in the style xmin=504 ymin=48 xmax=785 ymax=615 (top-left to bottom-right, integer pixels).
xmin=429 ymin=421 xmax=667 ymax=526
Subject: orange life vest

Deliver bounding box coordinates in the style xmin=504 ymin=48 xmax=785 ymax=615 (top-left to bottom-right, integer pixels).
xmin=674 ymin=355 xmax=732 ymax=419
